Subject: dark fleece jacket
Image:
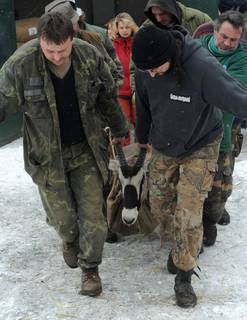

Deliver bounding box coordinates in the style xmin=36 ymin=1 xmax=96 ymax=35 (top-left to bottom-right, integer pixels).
xmin=144 ymin=0 xmax=182 ymax=28
xmin=135 ymin=31 xmax=247 ymax=157
xmin=144 ymin=0 xmax=211 ymax=35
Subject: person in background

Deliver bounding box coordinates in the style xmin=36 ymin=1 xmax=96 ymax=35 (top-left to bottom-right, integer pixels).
xmin=76 ymin=5 xmax=117 ymax=62
xmin=130 ymin=0 xmax=212 ymax=116
xmin=105 ymin=17 xmax=117 ymax=41
xmin=198 ymin=11 xmax=247 ymax=246
xmin=76 ymin=6 xmax=86 ymax=22
xmin=131 ymin=24 xmax=247 ymax=308
xmin=0 ymin=12 xmax=128 ymax=297
xmin=143 ymin=0 xmax=212 ymax=35
xmin=193 ymin=0 xmax=247 ymax=227
xmin=113 ymin=12 xmax=139 ymax=145
xmin=193 ymin=0 xmax=247 ymax=39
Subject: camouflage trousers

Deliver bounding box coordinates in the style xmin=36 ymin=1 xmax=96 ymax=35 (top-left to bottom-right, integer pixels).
xmin=203 ymin=150 xmax=235 ymax=224
xmin=39 ymin=142 xmax=107 ymax=269
xmin=232 ymin=120 xmax=243 ymax=158
xmin=203 ymin=121 xmax=243 ymax=223
xmin=149 ymin=136 xmax=221 ymax=271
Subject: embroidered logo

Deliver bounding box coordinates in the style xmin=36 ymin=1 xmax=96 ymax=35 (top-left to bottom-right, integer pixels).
xmin=170 ymin=93 xmax=191 ymax=103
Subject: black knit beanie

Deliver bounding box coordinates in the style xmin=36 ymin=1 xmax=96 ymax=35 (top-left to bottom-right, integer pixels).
xmin=132 ymin=25 xmax=177 ymax=70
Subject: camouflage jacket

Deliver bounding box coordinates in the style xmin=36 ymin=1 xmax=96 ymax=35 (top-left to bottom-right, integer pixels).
xmin=0 ymin=38 xmax=128 ymax=189
xmin=178 ymin=2 xmax=212 ymax=35
xmin=79 ymin=21 xmax=114 ymax=58
xmin=77 ymin=30 xmax=123 ymax=87
xmin=79 ymin=22 xmax=124 ymax=87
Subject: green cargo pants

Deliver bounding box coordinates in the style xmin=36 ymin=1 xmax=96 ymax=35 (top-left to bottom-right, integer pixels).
xmin=203 ymin=150 xmax=234 ymax=224
xmin=39 ymin=142 xmax=107 ymax=269
xmin=149 ymin=136 xmax=221 ymax=271
xmin=203 ymin=121 xmax=243 ymax=223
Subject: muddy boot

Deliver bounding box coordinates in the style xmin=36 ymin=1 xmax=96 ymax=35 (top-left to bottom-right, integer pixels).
xmin=80 ymin=267 xmax=102 ymax=297
xmin=62 ymin=240 xmax=79 ymax=269
xmin=167 ymin=250 xmax=177 ymax=274
xmin=174 ymin=269 xmax=197 ymax=308
xmin=203 ymin=217 xmax=217 ymax=247
xmin=218 ymin=208 xmax=230 ymax=225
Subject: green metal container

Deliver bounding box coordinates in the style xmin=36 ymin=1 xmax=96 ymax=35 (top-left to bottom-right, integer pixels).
xmin=0 ymin=0 xmax=22 ymax=147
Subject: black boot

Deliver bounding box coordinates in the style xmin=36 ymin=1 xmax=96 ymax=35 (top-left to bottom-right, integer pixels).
xmin=167 ymin=250 xmax=177 ymax=274
xmin=203 ymin=217 xmax=217 ymax=246
xmin=174 ymin=269 xmax=197 ymax=308
xmin=218 ymin=208 xmax=230 ymax=225
xmin=199 ymin=245 xmax=204 ymax=254
xmin=106 ymin=229 xmax=119 ymax=243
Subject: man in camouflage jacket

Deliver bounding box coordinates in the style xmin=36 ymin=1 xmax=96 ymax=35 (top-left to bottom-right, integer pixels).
xmin=0 ymin=12 xmax=128 ymax=297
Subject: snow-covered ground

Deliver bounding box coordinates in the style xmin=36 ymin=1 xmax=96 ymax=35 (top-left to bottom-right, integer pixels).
xmin=0 ymin=135 xmax=247 ymax=320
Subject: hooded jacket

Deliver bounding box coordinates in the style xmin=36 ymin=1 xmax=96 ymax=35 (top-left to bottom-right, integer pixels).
xmin=144 ymin=0 xmax=211 ymax=35
xmin=77 ymin=29 xmax=123 ymax=86
xmin=135 ymin=31 xmax=247 ymax=157
xmin=193 ymin=20 xmax=247 ymax=44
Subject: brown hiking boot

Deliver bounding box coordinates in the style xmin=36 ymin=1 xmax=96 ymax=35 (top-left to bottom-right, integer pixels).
xmin=80 ymin=267 xmax=102 ymax=297
xmin=174 ymin=269 xmax=197 ymax=308
xmin=62 ymin=241 xmax=79 ymax=269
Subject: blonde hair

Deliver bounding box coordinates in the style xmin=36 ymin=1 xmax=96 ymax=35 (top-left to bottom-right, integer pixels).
xmin=105 ymin=17 xmax=118 ymax=40
xmin=114 ymin=12 xmax=139 ymax=38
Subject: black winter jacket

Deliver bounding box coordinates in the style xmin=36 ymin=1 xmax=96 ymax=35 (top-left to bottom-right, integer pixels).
xmin=135 ymin=32 xmax=247 ymax=157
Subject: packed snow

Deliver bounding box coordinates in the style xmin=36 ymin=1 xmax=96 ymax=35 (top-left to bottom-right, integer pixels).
xmin=0 ymin=135 xmax=247 ymax=320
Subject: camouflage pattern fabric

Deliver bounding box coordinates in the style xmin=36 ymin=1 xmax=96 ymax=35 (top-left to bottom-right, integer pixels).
xmin=0 ymin=37 xmax=128 ymax=270
xmin=232 ymin=121 xmax=243 ymax=158
xmin=77 ymin=30 xmax=123 ymax=86
xmin=203 ymin=121 xmax=243 ymax=224
xmin=203 ymin=151 xmax=235 ymax=224
xmin=0 ymin=38 xmax=128 ymax=190
xmin=79 ymin=22 xmax=124 ymax=88
xmin=39 ymin=142 xmax=107 ymax=269
xmin=149 ymin=136 xmax=221 ymax=271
